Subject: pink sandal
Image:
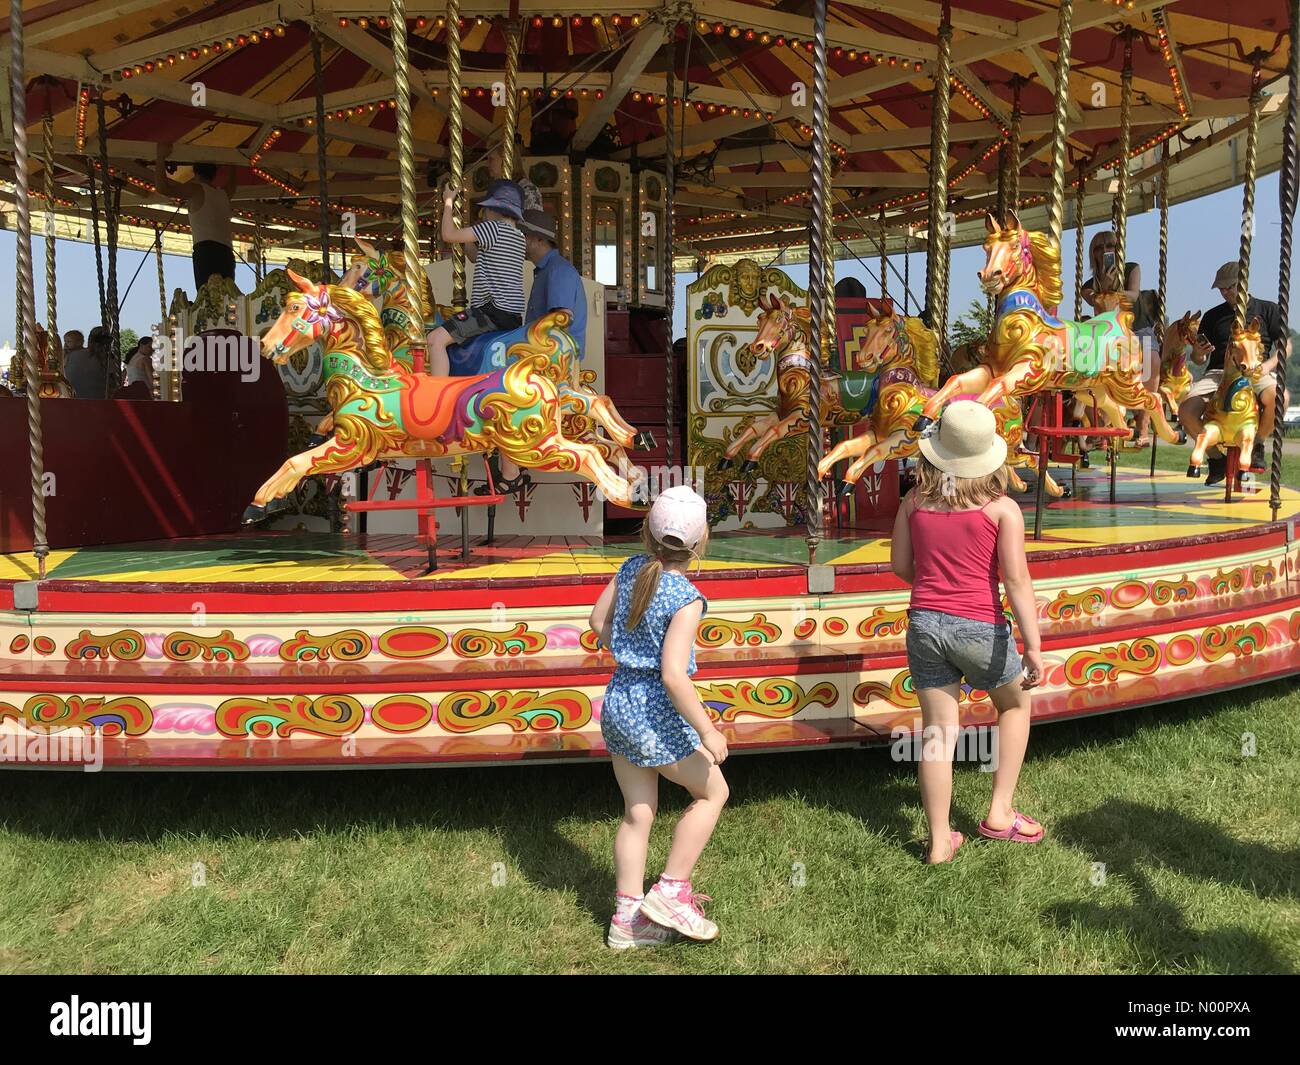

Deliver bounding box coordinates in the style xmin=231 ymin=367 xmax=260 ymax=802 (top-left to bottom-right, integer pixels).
xmin=925 ymin=830 xmax=964 ymax=864
xmin=978 ymin=810 xmax=1044 ymax=844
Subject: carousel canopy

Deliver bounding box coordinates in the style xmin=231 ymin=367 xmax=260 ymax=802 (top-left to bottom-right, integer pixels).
xmin=0 ymin=1 xmax=1291 ymax=267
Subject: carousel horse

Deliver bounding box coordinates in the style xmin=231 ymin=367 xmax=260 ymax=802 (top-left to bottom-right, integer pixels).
xmin=716 ymin=292 xmax=875 ymax=472
xmin=913 ymin=212 xmax=1179 ymax=447
xmin=1187 ymin=317 xmax=1265 ymax=477
xmin=818 ymin=302 xmax=1064 ymax=497
xmin=340 ymin=238 xmax=652 ymax=465
xmin=241 ymin=271 xmax=642 ymax=522
xmin=1158 ymin=310 xmax=1200 ymax=418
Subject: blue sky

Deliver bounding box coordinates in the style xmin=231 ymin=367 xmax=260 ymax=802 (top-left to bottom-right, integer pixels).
xmin=0 ymin=171 xmax=1295 ymax=350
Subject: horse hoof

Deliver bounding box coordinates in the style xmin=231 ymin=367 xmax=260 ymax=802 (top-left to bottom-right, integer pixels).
xmin=912 ymin=415 xmax=934 ymax=436
xmin=1079 ymin=452 xmax=1091 ymax=470
xmin=1186 ymin=464 xmax=1201 ymax=478
xmin=839 ymin=480 xmax=857 ymax=498
xmin=306 ymin=432 xmax=329 ymax=449
xmin=241 ymin=504 xmax=267 ymax=525
xmin=634 ymin=430 xmax=657 ymax=451
xmin=738 ymin=459 xmax=758 ymax=475
xmin=1176 ymin=430 xmax=1188 ymax=445
xmin=1059 ymin=485 xmax=1072 ymax=499
xmin=716 ymin=456 xmax=735 ymax=471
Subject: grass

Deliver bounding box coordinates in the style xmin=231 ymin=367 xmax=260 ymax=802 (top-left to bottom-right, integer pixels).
xmin=1 ymin=679 xmax=1297 ymax=974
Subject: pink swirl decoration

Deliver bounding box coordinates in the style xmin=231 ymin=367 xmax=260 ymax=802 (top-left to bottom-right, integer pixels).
xmin=144 ymin=634 xmax=167 ymax=659
xmin=153 ymin=703 xmax=218 ymax=734
xmin=591 ymin=695 xmax=603 ymax=721
xmin=246 ymin=634 xmax=284 ymax=657
xmin=546 ymin=626 xmax=585 ymax=649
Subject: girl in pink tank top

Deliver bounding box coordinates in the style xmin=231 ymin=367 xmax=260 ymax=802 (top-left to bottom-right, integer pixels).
xmin=889 ymin=401 xmax=1045 ymax=864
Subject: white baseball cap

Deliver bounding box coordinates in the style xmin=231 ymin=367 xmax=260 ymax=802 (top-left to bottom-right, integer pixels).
xmin=648 ymin=485 xmax=709 ymax=551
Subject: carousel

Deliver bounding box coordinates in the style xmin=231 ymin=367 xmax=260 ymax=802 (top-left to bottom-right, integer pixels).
xmin=0 ymin=0 xmax=1297 ymax=768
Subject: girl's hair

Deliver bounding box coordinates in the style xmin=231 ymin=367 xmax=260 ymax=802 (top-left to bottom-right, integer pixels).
xmin=914 ymin=453 xmax=1009 ymax=509
xmin=625 ymin=522 xmax=709 ymax=632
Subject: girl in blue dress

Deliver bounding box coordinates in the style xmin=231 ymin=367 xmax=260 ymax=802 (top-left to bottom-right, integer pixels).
xmin=588 ymin=486 xmax=730 ymax=948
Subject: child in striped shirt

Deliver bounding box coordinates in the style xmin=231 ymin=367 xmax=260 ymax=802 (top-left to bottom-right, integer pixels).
xmin=427 ymin=178 xmax=526 ymax=377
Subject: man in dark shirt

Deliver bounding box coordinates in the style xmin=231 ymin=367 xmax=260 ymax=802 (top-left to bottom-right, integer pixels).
xmin=1177 ymin=262 xmax=1289 ymax=480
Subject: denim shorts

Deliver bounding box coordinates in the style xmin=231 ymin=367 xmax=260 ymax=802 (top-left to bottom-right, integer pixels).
xmin=905 ymin=608 xmax=1023 ymax=693
xmin=443 ymin=303 xmax=522 ymax=345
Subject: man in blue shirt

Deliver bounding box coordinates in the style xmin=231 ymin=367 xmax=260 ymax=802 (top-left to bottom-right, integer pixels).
xmin=520 ymin=209 xmax=587 ymax=358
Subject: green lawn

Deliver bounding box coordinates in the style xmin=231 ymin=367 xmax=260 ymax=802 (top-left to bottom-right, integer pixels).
xmin=1 ymin=679 xmax=1297 ymax=974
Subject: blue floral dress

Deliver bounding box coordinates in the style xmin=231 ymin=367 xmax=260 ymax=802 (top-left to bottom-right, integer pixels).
xmin=601 ymin=555 xmax=709 ymax=768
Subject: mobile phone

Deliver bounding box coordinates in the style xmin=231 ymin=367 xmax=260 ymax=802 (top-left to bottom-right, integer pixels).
xmin=1103 ymin=250 xmax=1117 ymax=272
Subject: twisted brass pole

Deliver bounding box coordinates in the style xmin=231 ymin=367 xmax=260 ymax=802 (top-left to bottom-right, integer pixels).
xmin=1045 ymin=0 xmax=1075 ymax=251
xmin=501 ymin=18 xmax=522 ymax=178
xmin=1150 ymin=140 xmax=1171 ymax=478
xmin=823 ymin=140 xmax=834 ymax=362
xmin=924 ymin=9 xmax=953 ymax=329
xmin=154 ymin=224 xmax=167 ymax=401
xmin=1008 ymin=78 xmax=1022 ymax=215
xmin=1073 ymin=166 xmax=1086 ymax=319
xmin=664 ymin=26 xmax=677 ymax=468
xmin=878 ymin=205 xmax=888 ymax=300
xmin=805 ymin=0 xmax=830 ymax=564
xmin=1113 ymin=32 xmax=1134 ymax=277
xmin=1272 ymin=0 xmax=1300 ymax=520
xmin=11 ymin=0 xmax=47 ymax=577
xmin=447 ymin=0 xmax=466 ymax=307
xmin=43 ymin=108 xmax=58 ymax=349
xmin=996 ymin=144 xmax=1008 ymax=222
xmin=96 ymin=90 xmax=121 ymax=382
xmin=312 ymin=30 xmax=331 ymax=275
xmin=391 ymin=0 xmax=423 ymax=361
xmin=86 ymin=155 xmax=106 ymax=325
xmin=1232 ymin=66 xmax=1264 ymax=336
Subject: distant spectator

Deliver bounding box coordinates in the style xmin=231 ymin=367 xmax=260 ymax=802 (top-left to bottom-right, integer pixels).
xmin=64 ymin=326 xmax=110 ymax=399
xmin=124 ymin=337 xmax=155 ymax=395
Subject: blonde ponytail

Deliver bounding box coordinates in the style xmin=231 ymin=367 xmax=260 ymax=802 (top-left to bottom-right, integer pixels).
xmin=625 ymin=557 xmax=663 ymax=632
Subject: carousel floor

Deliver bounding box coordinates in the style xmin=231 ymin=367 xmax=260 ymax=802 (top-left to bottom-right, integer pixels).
xmin=3 ymin=467 xmax=1298 ymax=587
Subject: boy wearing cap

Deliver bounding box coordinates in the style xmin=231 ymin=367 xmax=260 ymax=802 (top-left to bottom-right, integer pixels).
xmin=1179 ymin=261 xmax=1289 ymax=480
xmin=520 ymin=209 xmax=588 ymax=358
xmin=427 ymin=178 xmax=528 ymax=377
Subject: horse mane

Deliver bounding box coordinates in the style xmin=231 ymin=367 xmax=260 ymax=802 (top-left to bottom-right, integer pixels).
xmin=327 ymin=284 xmax=393 ymax=374
xmin=902 ymin=316 xmax=940 ymax=386
xmin=1024 ymin=229 xmax=1063 ymax=309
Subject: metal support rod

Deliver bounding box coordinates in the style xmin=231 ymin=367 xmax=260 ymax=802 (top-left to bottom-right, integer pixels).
xmin=1008 ymin=78 xmax=1022 ymax=214
xmin=1272 ymin=0 xmax=1300 ymax=520
xmin=1073 ymin=165 xmax=1086 ymax=319
xmin=446 ymin=0 xmax=466 ymax=307
xmin=86 ymin=155 xmax=106 ymax=325
xmin=805 ymin=0 xmax=830 ymax=564
xmin=1113 ymin=32 xmax=1134 ymax=278
xmin=42 ymin=107 xmax=58 ymax=347
xmin=1233 ymin=67 xmax=1265 ymax=336
xmin=96 ymin=90 xmax=121 ymax=382
xmin=12 ymin=0 xmax=48 ymax=577
xmin=312 ymin=30 xmax=331 ymax=274
xmin=501 ymin=18 xmax=522 ymax=177
xmin=878 ymin=205 xmax=887 ymax=300
xmin=923 ymin=9 xmax=953 ymax=330
xmin=664 ymin=24 xmax=678 ymax=468
xmin=1152 ymin=141 xmax=1170 ymax=478
xmin=1045 ymin=0 xmax=1076 ymax=251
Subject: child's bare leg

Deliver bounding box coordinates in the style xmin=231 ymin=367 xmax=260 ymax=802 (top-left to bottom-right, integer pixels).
xmin=426 ymin=326 xmax=451 ymax=377
xmin=984 ymin=677 xmax=1041 ymax=835
xmin=611 ymin=754 xmax=659 ymax=897
xmin=657 ymin=750 xmax=729 ymax=880
xmin=917 ymin=684 xmax=961 ymax=861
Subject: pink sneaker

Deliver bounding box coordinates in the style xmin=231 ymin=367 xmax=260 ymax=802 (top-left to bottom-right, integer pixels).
xmin=606 ymin=909 xmax=677 ymax=950
xmin=639 ymin=882 xmax=719 ymax=941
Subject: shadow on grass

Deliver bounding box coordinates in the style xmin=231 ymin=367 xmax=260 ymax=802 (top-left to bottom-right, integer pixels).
xmin=1046 ymin=798 xmax=1299 ymax=973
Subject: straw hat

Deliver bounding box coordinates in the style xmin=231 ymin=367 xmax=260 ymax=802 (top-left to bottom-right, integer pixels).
xmin=918 ymin=400 xmax=1007 ymax=478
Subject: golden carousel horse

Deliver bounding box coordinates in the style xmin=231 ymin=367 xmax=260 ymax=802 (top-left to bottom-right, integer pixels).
xmin=1158 ymin=310 xmax=1200 ymax=418
xmin=913 ymin=212 xmax=1178 ymax=448
xmin=242 ymin=271 xmax=642 ymax=521
xmin=340 ymin=237 xmax=651 ymax=468
xmin=818 ymin=301 xmax=1064 ymax=497
xmin=1187 ymin=317 xmax=1265 ymax=477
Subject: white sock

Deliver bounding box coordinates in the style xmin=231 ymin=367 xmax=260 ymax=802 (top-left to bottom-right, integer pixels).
xmin=657 ymin=875 xmax=690 ymax=900
xmin=614 ymin=892 xmax=643 ymax=921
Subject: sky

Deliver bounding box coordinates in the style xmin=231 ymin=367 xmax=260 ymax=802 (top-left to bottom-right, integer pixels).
xmin=0 ymin=171 xmax=1295 ymax=353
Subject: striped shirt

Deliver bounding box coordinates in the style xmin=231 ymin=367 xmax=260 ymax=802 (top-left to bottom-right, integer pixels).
xmin=470 ymin=219 xmax=526 ymax=314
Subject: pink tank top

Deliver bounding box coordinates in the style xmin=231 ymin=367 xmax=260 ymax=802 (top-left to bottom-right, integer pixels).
xmin=907 ymin=504 xmax=1004 ymax=624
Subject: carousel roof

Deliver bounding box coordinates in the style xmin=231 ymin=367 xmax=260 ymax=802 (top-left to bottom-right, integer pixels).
xmin=0 ymin=1 xmax=1292 ymax=266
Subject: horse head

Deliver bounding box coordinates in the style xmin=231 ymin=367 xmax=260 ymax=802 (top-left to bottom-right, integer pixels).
xmin=340 ymin=236 xmax=392 ymax=300
xmin=1228 ymin=316 xmax=1265 ymax=383
xmin=978 ymin=210 xmax=1034 ymax=297
xmin=1163 ymin=310 xmax=1201 ymax=372
xmin=751 ymin=292 xmax=808 ymax=357
xmin=262 ymin=269 xmax=346 ymax=365
xmin=854 ymin=298 xmax=906 ymax=371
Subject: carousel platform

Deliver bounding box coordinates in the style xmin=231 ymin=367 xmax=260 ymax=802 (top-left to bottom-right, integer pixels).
xmin=1 ymin=466 xmax=1298 ymax=769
